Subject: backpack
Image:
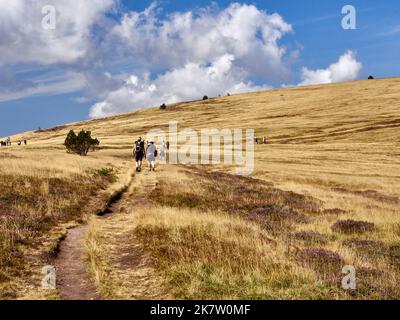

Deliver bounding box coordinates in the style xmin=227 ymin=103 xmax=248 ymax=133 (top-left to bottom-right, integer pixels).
xmin=135 ymin=141 xmax=144 ymax=153
xmin=154 ymin=149 xmax=158 ymax=157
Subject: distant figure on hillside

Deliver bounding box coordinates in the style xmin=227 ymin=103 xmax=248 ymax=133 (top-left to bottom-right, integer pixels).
xmin=24 ymin=140 xmax=27 ymax=145
xmin=133 ymin=137 xmax=145 ymax=172
xmin=263 ymin=136 xmax=267 ymax=144
xmin=146 ymin=140 xmax=158 ymax=172
xmin=166 ymin=141 xmax=170 ymax=150
xmin=6 ymin=137 xmax=11 ymax=146
xmin=255 ymin=138 xmax=259 ymax=144
xmin=18 ymin=140 xmax=21 ymax=146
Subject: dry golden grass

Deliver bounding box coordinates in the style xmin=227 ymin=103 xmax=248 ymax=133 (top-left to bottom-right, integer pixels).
xmin=0 ymin=147 xmax=133 ymax=299
xmin=1 ymin=78 xmax=399 ymax=299
xmin=138 ymin=166 xmax=399 ymax=299
xmin=134 ymin=205 xmax=336 ymax=299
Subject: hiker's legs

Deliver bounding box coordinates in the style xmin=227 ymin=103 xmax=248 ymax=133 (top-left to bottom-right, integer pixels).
xmin=136 ymin=159 xmax=143 ymax=171
xmin=148 ymin=160 xmax=154 ymax=171
xmin=135 ymin=153 xmax=144 ymax=171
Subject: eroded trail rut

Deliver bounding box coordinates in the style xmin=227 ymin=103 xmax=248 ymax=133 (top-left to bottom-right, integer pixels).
xmin=98 ymin=172 xmax=169 ymax=299
xmin=54 ymin=171 xmax=158 ymax=300
xmin=55 ymin=225 xmax=101 ymax=300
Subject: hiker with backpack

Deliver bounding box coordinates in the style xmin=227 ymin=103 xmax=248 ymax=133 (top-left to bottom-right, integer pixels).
xmin=133 ymin=137 xmax=145 ymax=172
xmin=146 ymin=140 xmax=158 ymax=172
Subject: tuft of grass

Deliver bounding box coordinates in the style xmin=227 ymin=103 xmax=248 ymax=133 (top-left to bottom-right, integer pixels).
xmin=94 ymin=167 xmax=115 ymax=178
xmin=86 ymin=219 xmax=115 ymax=298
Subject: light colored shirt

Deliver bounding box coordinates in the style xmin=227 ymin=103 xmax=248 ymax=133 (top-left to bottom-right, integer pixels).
xmin=146 ymin=144 xmax=156 ymax=158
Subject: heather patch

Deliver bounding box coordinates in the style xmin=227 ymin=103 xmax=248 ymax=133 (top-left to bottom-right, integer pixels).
xmin=332 ymin=220 xmax=376 ymax=234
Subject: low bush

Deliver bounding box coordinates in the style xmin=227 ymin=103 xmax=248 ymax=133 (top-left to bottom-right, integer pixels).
xmin=299 ymin=248 xmax=344 ymax=282
xmin=331 ymin=220 xmax=376 ymax=234
xmin=94 ymin=167 xmax=114 ymax=177
xmin=323 ymin=208 xmax=347 ymax=215
xmin=64 ymin=130 xmax=100 ymax=156
xmin=249 ymin=205 xmax=309 ymax=232
xmin=292 ymin=231 xmax=331 ymax=245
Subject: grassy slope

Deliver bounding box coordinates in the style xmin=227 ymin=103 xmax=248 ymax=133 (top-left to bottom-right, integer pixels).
xmin=11 ymin=78 xmax=400 ymax=216
xmin=2 ymin=78 xmax=400 ymax=299
xmin=11 ymin=78 xmax=400 ymax=200
xmin=12 ymin=78 xmax=400 ymax=144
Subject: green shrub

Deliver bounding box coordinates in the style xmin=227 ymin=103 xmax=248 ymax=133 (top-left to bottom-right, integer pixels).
xmin=64 ymin=130 xmax=100 ymax=156
xmin=94 ymin=167 xmax=114 ymax=177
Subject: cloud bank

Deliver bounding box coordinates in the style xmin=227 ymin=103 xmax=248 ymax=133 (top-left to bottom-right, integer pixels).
xmin=0 ymin=1 xmax=363 ymax=118
xmin=90 ymin=3 xmax=293 ymax=117
xmin=111 ymin=3 xmax=292 ymax=80
xmin=299 ymin=51 xmax=362 ymax=86
xmin=90 ymin=54 xmax=268 ymax=117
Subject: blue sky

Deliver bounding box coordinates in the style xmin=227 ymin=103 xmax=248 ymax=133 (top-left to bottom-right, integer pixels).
xmin=1 ymin=0 xmax=399 ymax=137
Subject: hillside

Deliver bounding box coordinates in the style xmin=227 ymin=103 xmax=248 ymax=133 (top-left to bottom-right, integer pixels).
xmin=10 ymin=78 xmax=400 ymax=202
xmin=11 ymin=78 xmax=400 ymax=146
xmin=1 ymin=78 xmax=399 ymax=300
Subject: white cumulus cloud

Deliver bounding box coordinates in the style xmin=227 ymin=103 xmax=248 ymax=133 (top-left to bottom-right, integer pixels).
xmin=109 ymin=2 xmax=293 ymax=81
xmin=0 ymin=1 xmax=365 ymax=120
xmin=0 ymin=0 xmax=114 ymax=65
xmin=299 ymin=51 xmax=362 ymax=86
xmin=90 ymin=54 xmax=268 ymax=118
xmin=89 ymin=3 xmax=294 ymax=117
